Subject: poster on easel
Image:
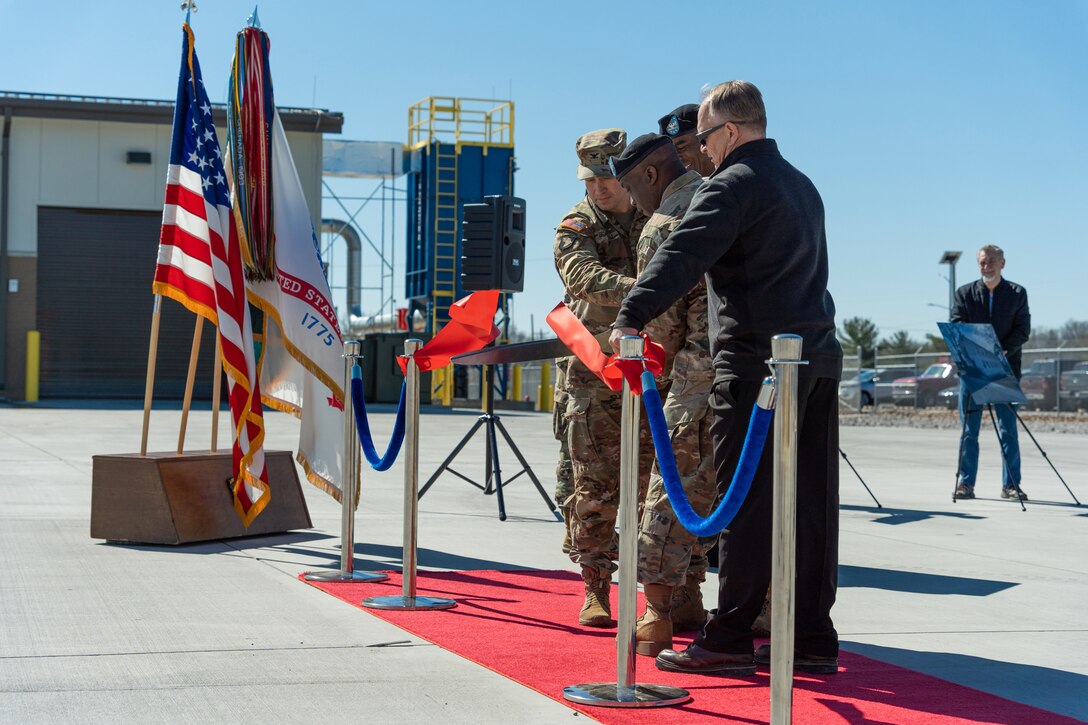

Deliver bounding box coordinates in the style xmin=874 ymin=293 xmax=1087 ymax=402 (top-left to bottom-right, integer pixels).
xmin=937 ymin=322 xmax=1027 ymax=406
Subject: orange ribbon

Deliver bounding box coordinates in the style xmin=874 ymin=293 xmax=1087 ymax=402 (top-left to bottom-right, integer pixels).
xmin=545 ymin=302 xmax=664 ymax=394
xmin=397 ymin=290 xmax=501 ymax=374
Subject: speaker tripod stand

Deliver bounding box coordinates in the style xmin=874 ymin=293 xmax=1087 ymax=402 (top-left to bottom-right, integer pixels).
xmin=418 ymin=363 xmax=561 ymax=521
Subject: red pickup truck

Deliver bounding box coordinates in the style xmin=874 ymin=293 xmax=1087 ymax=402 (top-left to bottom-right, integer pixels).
xmin=891 ymin=363 xmax=958 ymax=407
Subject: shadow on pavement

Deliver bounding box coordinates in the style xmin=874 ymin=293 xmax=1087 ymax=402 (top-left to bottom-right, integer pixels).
xmin=841 ymin=640 xmax=1088 ymax=722
xmin=353 ymin=542 xmax=538 ymax=572
xmin=841 ymin=503 xmax=986 ymax=524
xmin=839 ymin=565 xmax=1017 ymax=596
xmin=98 ymin=530 xmax=332 ymax=553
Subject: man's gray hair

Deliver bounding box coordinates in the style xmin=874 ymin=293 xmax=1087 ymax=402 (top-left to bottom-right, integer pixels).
xmin=979 ymin=244 xmax=1005 ymax=259
xmin=700 ymin=80 xmax=767 ymax=132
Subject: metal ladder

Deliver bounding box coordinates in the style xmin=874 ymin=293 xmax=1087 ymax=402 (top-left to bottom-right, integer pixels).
xmin=432 ymin=141 xmax=458 ymax=331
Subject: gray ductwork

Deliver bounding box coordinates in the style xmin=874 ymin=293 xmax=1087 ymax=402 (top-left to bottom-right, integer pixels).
xmin=321 ymin=218 xmax=361 ymax=314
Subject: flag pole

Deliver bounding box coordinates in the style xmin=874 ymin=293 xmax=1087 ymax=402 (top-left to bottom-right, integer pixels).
xmin=176 ymin=315 xmax=204 ymax=454
xmin=140 ymin=295 xmax=164 ymax=456
xmin=210 ymin=335 xmax=222 ymax=452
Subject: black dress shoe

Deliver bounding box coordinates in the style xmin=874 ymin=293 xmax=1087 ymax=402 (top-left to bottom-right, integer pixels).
xmin=655 ymin=643 xmax=756 ymax=676
xmin=754 ymin=643 xmax=839 ymax=674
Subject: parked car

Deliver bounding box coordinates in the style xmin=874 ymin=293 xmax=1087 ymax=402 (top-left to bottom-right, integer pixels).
xmin=1020 ymin=358 xmax=1082 ymax=410
xmin=1059 ymin=361 xmax=1088 ymax=410
xmin=839 ymin=367 xmax=916 ymax=408
xmin=938 ymin=386 xmax=959 ymax=409
xmin=891 ymin=363 xmax=958 ymax=407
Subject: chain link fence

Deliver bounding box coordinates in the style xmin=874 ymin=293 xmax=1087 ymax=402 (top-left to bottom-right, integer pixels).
xmin=841 ymin=343 xmax=1088 ymax=413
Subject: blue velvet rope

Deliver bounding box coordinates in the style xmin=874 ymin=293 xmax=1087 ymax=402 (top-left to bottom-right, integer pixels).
xmin=349 ymin=365 xmax=406 ymax=471
xmin=640 ymin=370 xmax=772 ymax=537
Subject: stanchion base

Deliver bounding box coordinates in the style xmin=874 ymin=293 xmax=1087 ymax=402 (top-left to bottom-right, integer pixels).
xmin=361 ymin=595 xmax=457 ymax=610
xmin=302 ymin=570 xmax=389 ymax=583
xmin=562 ymin=682 xmax=689 ymax=708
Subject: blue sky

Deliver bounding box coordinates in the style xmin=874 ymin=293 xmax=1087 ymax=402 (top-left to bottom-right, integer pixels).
xmin=2 ymin=0 xmax=1085 ymax=344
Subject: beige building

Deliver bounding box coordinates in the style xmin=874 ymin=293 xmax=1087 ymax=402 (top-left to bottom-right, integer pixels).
xmin=0 ymin=92 xmax=341 ymax=399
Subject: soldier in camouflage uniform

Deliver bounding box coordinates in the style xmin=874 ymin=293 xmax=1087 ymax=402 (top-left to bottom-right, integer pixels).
xmin=610 ymin=134 xmax=717 ymax=656
xmin=554 ymin=128 xmax=649 ymax=627
xmin=659 ymin=104 xmax=720 ymax=589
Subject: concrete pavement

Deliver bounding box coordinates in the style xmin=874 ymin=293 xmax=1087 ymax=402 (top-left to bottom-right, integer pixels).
xmin=1 ymin=403 xmax=1085 ymax=723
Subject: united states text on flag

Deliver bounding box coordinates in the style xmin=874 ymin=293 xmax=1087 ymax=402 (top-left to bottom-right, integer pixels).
xmin=153 ymin=23 xmax=270 ymax=526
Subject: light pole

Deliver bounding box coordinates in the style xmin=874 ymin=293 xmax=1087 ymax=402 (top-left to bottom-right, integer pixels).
xmin=939 ymin=251 xmax=962 ymax=320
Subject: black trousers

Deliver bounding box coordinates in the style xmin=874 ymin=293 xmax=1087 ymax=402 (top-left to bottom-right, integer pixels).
xmin=695 ymin=376 xmax=840 ymax=657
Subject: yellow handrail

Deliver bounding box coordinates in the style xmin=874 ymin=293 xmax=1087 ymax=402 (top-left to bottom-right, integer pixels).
xmin=408 ymin=96 xmax=514 ymax=151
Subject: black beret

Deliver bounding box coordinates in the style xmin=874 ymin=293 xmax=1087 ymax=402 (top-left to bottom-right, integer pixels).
xmin=657 ymin=104 xmax=700 ymax=137
xmin=608 ymin=133 xmax=673 ymax=180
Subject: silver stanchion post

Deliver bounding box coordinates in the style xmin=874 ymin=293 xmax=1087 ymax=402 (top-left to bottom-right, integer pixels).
xmin=304 ymin=339 xmax=389 ymax=584
xmin=563 ymin=336 xmax=688 ymax=708
xmin=362 ymin=339 xmax=455 ymax=611
xmin=769 ymin=334 xmax=805 ymax=725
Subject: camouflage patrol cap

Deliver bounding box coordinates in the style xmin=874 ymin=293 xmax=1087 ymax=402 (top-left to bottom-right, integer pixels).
xmin=575 ymin=128 xmax=626 ymax=180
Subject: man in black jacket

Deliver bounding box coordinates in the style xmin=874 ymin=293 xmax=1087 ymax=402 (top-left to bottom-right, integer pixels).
xmin=951 ymin=245 xmax=1031 ymax=501
xmin=610 ymin=80 xmax=842 ymax=675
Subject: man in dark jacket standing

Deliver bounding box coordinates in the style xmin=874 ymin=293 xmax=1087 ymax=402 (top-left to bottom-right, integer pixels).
xmin=952 ymin=245 xmax=1031 ymax=501
xmin=610 ymin=80 xmax=842 ymax=675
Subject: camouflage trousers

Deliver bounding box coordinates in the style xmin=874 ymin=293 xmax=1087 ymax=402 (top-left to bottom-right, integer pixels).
xmin=553 ymin=360 xmax=573 ymax=513
xmin=564 ymin=377 xmax=654 ymax=588
xmin=638 ymin=378 xmax=717 ymax=587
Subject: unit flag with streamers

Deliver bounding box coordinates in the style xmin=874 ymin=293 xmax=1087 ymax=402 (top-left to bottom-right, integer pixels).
xmin=227 ymin=21 xmax=348 ymax=502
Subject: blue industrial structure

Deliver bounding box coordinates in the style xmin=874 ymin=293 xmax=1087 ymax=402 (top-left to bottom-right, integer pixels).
xmin=403 ymin=98 xmax=515 ymax=334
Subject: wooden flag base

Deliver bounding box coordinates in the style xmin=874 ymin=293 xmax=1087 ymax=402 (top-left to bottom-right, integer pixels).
xmin=91 ymin=450 xmax=312 ymax=545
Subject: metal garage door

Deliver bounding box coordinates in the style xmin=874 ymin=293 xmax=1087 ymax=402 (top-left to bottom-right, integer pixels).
xmin=37 ymin=206 xmax=219 ymax=398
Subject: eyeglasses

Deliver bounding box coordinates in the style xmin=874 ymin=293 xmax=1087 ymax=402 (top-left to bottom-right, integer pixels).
xmin=695 ymin=120 xmax=748 ymax=147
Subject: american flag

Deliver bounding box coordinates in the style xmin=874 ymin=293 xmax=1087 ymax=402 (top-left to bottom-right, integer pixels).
xmin=153 ymin=24 xmax=270 ymax=526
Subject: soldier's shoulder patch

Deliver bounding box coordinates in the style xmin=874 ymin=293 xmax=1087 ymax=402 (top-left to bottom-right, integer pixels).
xmin=558 ymin=235 xmax=578 ymax=252
xmin=560 ymin=216 xmax=589 ymax=233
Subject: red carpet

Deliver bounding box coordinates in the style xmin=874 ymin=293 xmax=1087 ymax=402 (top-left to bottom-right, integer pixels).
xmin=301 ymin=569 xmax=1079 ymax=724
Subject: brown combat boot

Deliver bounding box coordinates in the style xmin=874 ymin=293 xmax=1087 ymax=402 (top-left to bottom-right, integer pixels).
xmin=669 ymin=577 xmax=706 ymax=633
xmin=636 ymin=583 xmax=674 ymax=656
xmin=580 ymin=584 xmax=612 ymax=627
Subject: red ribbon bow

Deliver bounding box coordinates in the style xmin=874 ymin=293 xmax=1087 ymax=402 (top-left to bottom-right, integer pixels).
xmin=546 ymin=302 xmax=664 ymax=394
xmin=397 ymin=290 xmax=501 ymax=374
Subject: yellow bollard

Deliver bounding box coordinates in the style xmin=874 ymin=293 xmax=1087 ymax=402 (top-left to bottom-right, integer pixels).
xmin=511 ymin=364 xmax=522 ymax=402
xmin=432 ymin=364 xmax=454 ymax=407
xmin=432 ymin=365 xmax=445 ymax=406
xmin=481 ymin=366 xmax=489 ymax=411
xmin=25 ymin=330 xmax=40 ymax=403
xmin=538 ymin=361 xmax=552 ymax=412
